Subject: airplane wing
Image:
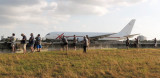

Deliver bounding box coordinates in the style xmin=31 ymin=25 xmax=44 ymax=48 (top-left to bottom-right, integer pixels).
xmin=90 ymin=33 xmax=117 ymax=40
xmin=124 ymin=34 xmax=139 ymax=38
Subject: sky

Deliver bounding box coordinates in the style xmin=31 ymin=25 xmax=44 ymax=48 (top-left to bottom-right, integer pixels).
xmin=0 ymin=0 xmax=160 ymax=40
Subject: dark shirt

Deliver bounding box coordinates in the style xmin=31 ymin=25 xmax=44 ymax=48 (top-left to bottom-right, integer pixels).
xmin=35 ymin=36 xmax=41 ymax=45
xmin=136 ymin=39 xmax=139 ymax=44
xmin=73 ymin=37 xmax=77 ymax=43
xmin=154 ymin=39 xmax=157 ymax=43
xmin=62 ymin=37 xmax=68 ymax=44
xmin=21 ymin=35 xmax=27 ymax=44
xmin=29 ymin=36 xmax=34 ymax=44
xmin=126 ymin=39 xmax=130 ymax=46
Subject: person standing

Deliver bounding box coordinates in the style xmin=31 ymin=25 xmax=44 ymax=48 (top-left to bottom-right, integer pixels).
xmin=34 ymin=36 xmax=37 ymax=50
xmin=29 ymin=33 xmax=35 ymax=52
xmin=73 ymin=35 xmax=77 ymax=51
xmin=10 ymin=33 xmax=16 ymax=53
xmin=126 ymin=37 xmax=130 ymax=49
xmin=86 ymin=35 xmax=90 ymax=47
xmin=134 ymin=38 xmax=139 ymax=48
xmin=35 ymin=34 xmax=42 ymax=52
xmin=154 ymin=38 xmax=157 ymax=48
xmin=21 ymin=33 xmax=27 ymax=54
xmin=62 ymin=35 xmax=68 ymax=53
xmin=83 ymin=36 xmax=88 ymax=53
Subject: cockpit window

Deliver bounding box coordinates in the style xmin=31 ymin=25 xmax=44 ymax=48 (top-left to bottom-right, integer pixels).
xmin=47 ymin=33 xmax=50 ymax=35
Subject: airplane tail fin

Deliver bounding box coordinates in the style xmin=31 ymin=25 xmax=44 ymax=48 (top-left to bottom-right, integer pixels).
xmin=117 ymin=19 xmax=136 ymax=36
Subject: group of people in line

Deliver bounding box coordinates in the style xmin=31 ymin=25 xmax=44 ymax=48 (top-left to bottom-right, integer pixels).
xmin=10 ymin=33 xmax=90 ymax=54
xmin=10 ymin=33 xmax=42 ymax=54
xmin=61 ymin=35 xmax=90 ymax=54
xmin=10 ymin=33 xmax=159 ymax=53
xmin=126 ymin=37 xmax=158 ymax=49
xmin=125 ymin=37 xmax=139 ymax=49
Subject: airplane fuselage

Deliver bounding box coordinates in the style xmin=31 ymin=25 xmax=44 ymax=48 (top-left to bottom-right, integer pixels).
xmin=45 ymin=32 xmax=124 ymax=41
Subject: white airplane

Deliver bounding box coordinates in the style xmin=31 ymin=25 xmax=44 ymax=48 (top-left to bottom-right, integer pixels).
xmin=45 ymin=19 xmax=138 ymax=41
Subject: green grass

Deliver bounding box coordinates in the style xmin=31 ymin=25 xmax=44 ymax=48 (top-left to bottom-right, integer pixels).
xmin=0 ymin=49 xmax=160 ymax=78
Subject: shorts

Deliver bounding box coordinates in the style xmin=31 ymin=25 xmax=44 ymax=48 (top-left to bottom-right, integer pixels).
xmin=64 ymin=43 xmax=68 ymax=45
xmin=22 ymin=44 xmax=26 ymax=50
xmin=73 ymin=43 xmax=77 ymax=46
xmin=11 ymin=43 xmax=16 ymax=47
xmin=37 ymin=45 xmax=42 ymax=48
xmin=126 ymin=43 xmax=129 ymax=46
xmin=29 ymin=43 xmax=34 ymax=47
xmin=63 ymin=43 xmax=68 ymax=48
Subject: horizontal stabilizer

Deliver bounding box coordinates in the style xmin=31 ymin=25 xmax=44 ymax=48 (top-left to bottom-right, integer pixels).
xmin=124 ymin=34 xmax=139 ymax=38
xmin=90 ymin=33 xmax=117 ymax=40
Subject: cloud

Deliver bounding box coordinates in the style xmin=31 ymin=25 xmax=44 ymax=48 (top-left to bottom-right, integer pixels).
xmin=0 ymin=0 xmax=146 ymax=31
xmin=82 ymin=25 xmax=87 ymax=28
xmin=0 ymin=0 xmax=41 ymax=6
xmin=55 ymin=0 xmax=146 ymax=16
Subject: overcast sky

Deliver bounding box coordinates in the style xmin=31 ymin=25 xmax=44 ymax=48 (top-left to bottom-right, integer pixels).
xmin=0 ymin=0 xmax=160 ymax=40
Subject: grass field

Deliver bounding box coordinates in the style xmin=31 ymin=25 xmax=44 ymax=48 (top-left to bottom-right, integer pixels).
xmin=0 ymin=49 xmax=160 ymax=78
